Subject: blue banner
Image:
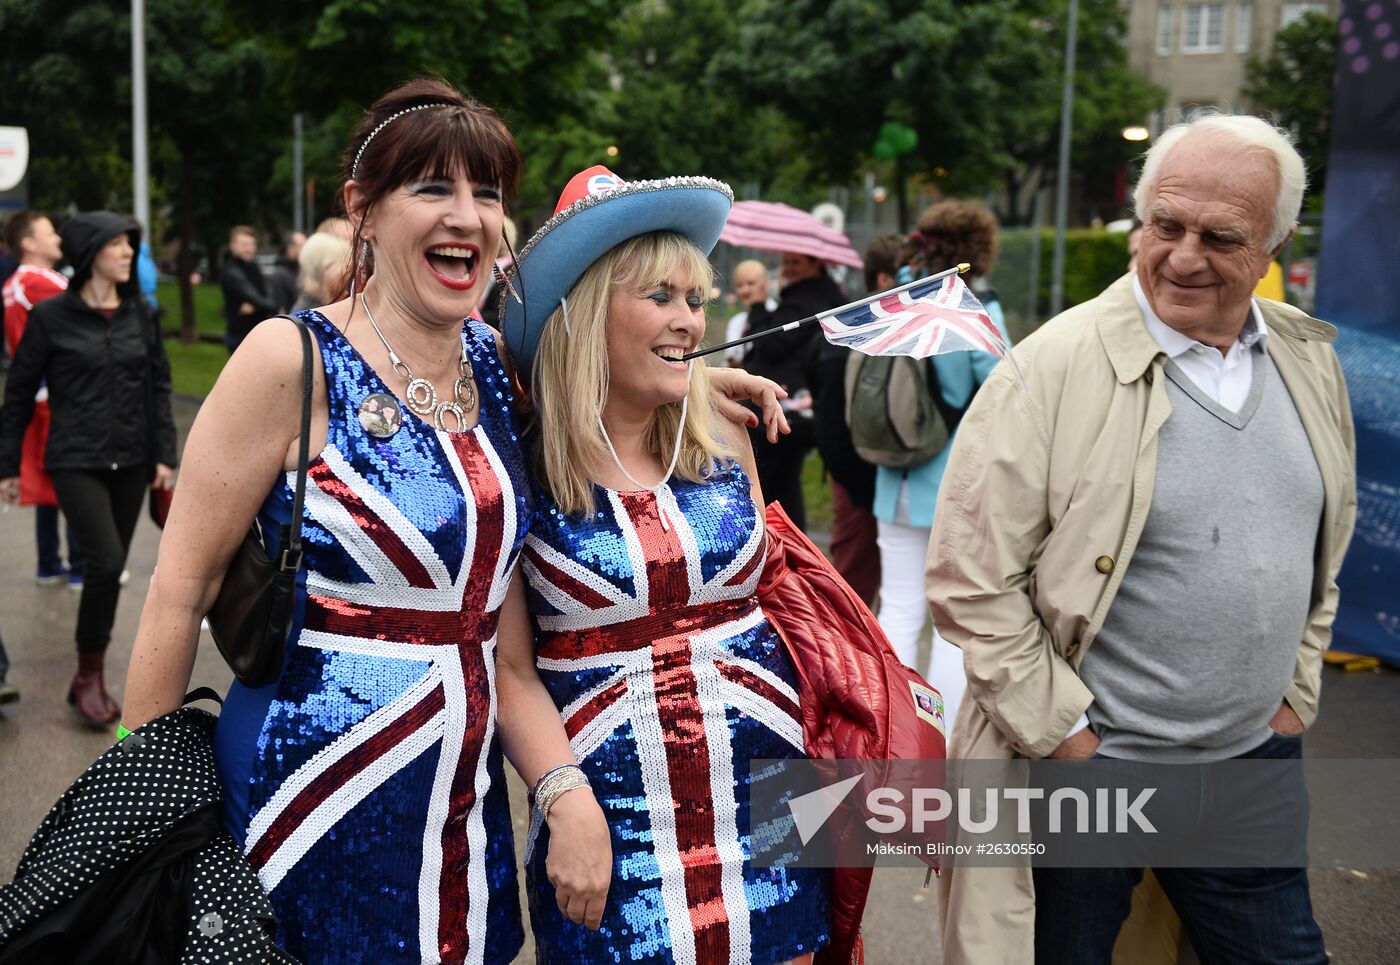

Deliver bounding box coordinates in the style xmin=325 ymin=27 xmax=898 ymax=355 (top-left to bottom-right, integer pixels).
xmin=1315 ymin=1 xmax=1400 ymax=664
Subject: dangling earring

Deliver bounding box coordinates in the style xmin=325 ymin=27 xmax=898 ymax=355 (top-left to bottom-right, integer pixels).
xmin=348 ymin=241 xmax=369 ymax=302
xmin=493 ymin=262 xmax=523 ymax=305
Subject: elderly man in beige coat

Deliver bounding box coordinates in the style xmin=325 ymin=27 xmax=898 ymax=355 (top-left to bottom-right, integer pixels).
xmin=927 ymin=113 xmax=1356 ymax=964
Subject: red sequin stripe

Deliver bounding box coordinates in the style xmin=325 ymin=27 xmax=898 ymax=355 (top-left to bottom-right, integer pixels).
xmin=523 ymin=545 xmax=615 ymax=609
xmin=247 ymin=682 xmax=446 ymax=872
xmin=307 ymin=460 xmax=437 ymax=588
xmin=563 ymin=678 xmax=629 ymax=741
xmin=437 ymin=429 xmax=507 ymax=961
xmin=536 ymin=598 xmax=758 ymax=660
xmin=715 ymin=662 xmax=800 ymax=721
xmin=448 ymin=430 xmax=506 ymax=619
xmin=303 ymin=594 xmax=498 ymax=646
xmin=652 ymin=634 xmax=731 ymax=958
xmin=617 ymin=491 xmax=690 ymax=608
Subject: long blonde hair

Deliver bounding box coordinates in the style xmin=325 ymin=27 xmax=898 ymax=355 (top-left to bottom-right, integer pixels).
xmin=531 ymin=232 xmax=732 ymax=516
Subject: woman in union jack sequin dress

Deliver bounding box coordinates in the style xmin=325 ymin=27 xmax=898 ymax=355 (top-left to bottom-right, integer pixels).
xmin=113 ymin=80 xmax=624 ymax=964
xmin=496 ymin=167 xmax=831 ymax=965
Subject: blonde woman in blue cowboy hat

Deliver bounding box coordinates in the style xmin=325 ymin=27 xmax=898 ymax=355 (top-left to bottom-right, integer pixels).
xmin=495 ymin=166 xmax=830 ymax=964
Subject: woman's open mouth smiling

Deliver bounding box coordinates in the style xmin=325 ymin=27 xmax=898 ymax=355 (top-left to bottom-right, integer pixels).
xmin=425 ymin=244 xmax=480 ymax=290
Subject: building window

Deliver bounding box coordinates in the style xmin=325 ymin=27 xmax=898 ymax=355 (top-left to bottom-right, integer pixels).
xmin=1157 ymin=4 xmax=1175 ymax=54
xmin=1235 ymin=1 xmax=1252 ymax=52
xmin=1182 ymin=3 xmax=1225 ymax=53
xmin=1281 ymin=1 xmax=1327 ymax=29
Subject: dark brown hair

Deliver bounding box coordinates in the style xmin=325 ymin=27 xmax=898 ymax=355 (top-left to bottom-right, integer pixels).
xmin=229 ymin=225 xmax=258 ymax=244
xmin=900 ymin=199 xmax=1001 ymax=279
xmin=863 ymin=233 xmax=905 ymax=291
xmin=3 ymin=210 xmax=45 ymax=255
xmin=339 ymin=77 xmax=524 ymax=298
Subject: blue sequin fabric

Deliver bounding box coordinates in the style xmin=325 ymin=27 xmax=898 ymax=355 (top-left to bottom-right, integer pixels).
xmin=213 ymin=311 xmax=527 ymax=964
xmin=521 ymin=465 xmax=831 ymax=964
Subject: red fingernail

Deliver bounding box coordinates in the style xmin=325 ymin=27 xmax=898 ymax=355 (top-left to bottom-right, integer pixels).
xmin=747 ymin=414 xmax=759 ymax=427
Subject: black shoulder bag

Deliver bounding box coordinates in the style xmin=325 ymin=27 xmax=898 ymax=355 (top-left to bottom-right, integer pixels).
xmin=206 ymin=316 xmax=312 ymax=688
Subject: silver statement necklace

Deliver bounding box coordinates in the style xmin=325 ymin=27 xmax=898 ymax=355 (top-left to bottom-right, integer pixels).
xmin=360 ymin=296 xmax=476 ymax=434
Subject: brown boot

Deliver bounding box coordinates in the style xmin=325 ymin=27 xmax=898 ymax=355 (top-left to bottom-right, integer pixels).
xmin=68 ymin=651 xmax=120 ymax=726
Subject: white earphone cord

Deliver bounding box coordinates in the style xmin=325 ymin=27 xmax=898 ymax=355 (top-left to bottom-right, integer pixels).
xmin=596 ymin=363 xmax=693 ymax=532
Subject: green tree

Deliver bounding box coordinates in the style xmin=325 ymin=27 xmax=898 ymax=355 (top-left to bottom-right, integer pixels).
xmin=603 ymin=0 xmax=810 ymax=197
xmin=714 ymin=0 xmax=1160 ymax=227
xmin=0 ymin=0 xmax=284 ymax=339
xmin=981 ymin=0 xmax=1163 ymax=226
xmin=1243 ymin=11 xmax=1335 ymax=196
xmin=235 ymin=0 xmax=631 ymax=215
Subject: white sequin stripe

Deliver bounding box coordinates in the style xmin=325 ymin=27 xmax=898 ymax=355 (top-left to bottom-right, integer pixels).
xmin=689 ymin=625 xmax=755 ymax=965
xmin=713 ymin=677 xmax=804 ymax=752
xmin=302 ymin=573 xmax=471 ymax=612
xmin=246 ymin=664 xmax=446 ymax=892
xmin=521 ymin=534 xmax=643 ymax=630
xmin=438 ymin=427 xmax=517 ymax=613
xmin=699 ymin=503 xmax=766 ymax=599
xmin=567 ymin=675 xmax=634 ymax=764
xmin=295 ymin=631 xmax=445 ymax=662
xmin=464 ymin=637 xmax=498 ymax=964
xmin=610 ymin=488 xmax=654 ymax=612
xmin=417 ymin=634 xmax=496 ymax=964
xmin=654 ymin=485 xmax=705 ymax=603
xmin=627 ymin=648 xmax=697 ymax=965
xmin=522 ymin=534 xmax=633 ymax=607
xmin=536 ymin=650 xmax=643 ymax=674
xmin=299 ymin=447 xmax=453 ymax=590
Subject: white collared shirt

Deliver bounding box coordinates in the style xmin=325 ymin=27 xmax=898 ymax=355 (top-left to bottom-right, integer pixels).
xmin=1132 ymin=275 xmax=1269 ymax=413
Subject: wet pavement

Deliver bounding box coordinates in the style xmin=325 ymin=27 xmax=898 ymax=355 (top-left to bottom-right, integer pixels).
xmin=1 ymin=392 xmax=1396 ymax=962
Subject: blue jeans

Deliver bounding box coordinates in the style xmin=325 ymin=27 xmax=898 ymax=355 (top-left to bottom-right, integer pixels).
xmin=1032 ymin=732 xmax=1325 ymax=965
xmin=35 ymin=505 xmax=83 ymax=574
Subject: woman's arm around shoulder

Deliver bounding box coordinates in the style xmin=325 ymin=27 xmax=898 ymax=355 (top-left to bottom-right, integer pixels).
xmin=121 ymin=317 xmax=325 ymax=728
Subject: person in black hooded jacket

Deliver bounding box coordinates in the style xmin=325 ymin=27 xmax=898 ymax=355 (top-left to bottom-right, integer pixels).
xmin=0 ymin=210 xmax=178 ymax=726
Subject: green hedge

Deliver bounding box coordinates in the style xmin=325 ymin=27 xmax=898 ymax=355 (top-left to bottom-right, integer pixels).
xmin=988 ymin=229 xmax=1131 ymax=340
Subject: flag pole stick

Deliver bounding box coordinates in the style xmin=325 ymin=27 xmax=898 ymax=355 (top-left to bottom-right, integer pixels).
xmin=683 ymin=263 xmax=969 ymax=362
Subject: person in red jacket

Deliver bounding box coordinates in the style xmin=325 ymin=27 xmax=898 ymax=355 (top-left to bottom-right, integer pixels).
xmin=2 ymin=211 xmax=83 ymax=592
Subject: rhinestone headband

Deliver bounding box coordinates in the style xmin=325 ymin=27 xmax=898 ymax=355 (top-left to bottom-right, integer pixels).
xmin=351 ymin=103 xmax=453 ymax=178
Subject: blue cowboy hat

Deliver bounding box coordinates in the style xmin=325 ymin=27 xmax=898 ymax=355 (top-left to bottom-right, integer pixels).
xmin=499 ymin=165 xmax=733 ymax=375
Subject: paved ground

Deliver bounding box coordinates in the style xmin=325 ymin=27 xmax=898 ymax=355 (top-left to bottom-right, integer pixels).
xmin=1 ymin=392 xmax=1397 ymax=962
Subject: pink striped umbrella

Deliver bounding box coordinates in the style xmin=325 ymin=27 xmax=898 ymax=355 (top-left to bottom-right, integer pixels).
xmin=719 ymin=200 xmax=863 ymax=268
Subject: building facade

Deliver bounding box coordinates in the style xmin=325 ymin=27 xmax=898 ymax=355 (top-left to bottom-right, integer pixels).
xmin=1127 ymin=0 xmax=1336 ymax=131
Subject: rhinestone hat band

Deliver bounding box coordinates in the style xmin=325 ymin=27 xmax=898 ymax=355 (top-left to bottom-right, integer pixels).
xmin=352 ymin=103 xmax=454 ymax=179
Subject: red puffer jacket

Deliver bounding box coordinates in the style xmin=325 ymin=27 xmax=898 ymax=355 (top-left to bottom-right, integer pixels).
xmin=757 ymin=503 xmax=947 ymax=965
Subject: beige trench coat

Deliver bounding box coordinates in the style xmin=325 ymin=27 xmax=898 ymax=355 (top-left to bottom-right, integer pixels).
xmin=925 ymin=273 xmax=1358 ymax=965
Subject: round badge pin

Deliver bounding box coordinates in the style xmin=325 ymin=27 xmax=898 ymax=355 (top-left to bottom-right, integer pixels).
xmin=358 ymin=393 xmax=403 ymax=439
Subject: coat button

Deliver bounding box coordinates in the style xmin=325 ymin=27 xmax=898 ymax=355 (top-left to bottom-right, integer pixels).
xmin=1095 ymin=555 xmax=1115 ymax=575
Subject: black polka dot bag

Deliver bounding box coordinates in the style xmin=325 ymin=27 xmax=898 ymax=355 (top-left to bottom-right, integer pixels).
xmin=0 ymin=689 xmax=296 ymax=963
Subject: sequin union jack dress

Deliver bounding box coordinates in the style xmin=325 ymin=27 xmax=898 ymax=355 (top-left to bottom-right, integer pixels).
xmin=213 ymin=312 xmax=527 ymax=964
xmin=522 ymin=465 xmax=831 ymax=964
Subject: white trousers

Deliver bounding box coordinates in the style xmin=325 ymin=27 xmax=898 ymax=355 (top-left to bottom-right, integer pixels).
xmin=875 ymin=518 xmax=967 ymax=739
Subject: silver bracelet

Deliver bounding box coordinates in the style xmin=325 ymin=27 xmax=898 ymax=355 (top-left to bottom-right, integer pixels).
xmin=533 ymin=763 xmax=590 ymax=820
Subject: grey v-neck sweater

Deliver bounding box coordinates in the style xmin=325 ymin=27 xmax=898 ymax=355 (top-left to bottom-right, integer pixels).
xmin=1080 ymin=347 xmax=1325 ymax=762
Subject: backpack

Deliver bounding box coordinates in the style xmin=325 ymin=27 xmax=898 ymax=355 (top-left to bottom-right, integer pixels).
xmin=844 ymin=353 xmax=951 ymax=468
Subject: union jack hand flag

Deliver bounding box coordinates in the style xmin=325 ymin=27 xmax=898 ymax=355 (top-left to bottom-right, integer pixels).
xmin=817 ymin=271 xmax=1008 ymax=360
